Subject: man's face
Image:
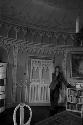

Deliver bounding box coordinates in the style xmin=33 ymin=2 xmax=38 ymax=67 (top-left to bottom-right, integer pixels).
xmin=55 ymin=68 xmax=59 ymax=76
xmin=56 ymin=67 xmax=59 ymax=72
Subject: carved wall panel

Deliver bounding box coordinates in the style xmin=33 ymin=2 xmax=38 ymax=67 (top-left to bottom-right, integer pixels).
xmin=30 ymin=59 xmax=53 ymax=84
xmin=0 ymin=21 xmax=75 ymax=48
xmin=0 ymin=21 xmax=80 ymax=106
xmin=31 ymin=59 xmax=40 ymax=82
xmin=30 ymin=59 xmax=53 ymax=104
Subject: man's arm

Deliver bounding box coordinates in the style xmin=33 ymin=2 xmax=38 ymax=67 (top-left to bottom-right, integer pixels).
xmin=60 ymin=73 xmax=75 ymax=88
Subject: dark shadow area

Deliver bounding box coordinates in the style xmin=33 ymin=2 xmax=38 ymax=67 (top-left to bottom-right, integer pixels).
xmin=0 ymin=105 xmax=81 ymax=125
xmin=0 ymin=106 xmax=66 ymax=125
xmin=0 ymin=47 xmax=8 ymax=63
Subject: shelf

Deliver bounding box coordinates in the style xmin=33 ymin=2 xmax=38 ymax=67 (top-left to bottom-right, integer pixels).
xmin=77 ymin=103 xmax=83 ymax=105
xmin=67 ymin=101 xmax=77 ymax=104
xmin=66 ymin=109 xmax=81 ymax=113
xmin=67 ymin=95 xmax=77 ymax=96
xmin=66 ymin=88 xmax=83 ymax=114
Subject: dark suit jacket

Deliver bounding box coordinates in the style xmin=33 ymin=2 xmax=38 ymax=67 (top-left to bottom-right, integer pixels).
xmin=49 ymin=72 xmax=68 ymax=90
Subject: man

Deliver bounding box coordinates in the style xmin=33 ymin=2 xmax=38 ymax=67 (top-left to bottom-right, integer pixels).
xmin=49 ymin=66 xmax=68 ymax=111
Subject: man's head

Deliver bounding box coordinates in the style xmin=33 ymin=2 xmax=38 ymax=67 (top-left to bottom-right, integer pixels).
xmin=54 ymin=66 xmax=60 ymax=76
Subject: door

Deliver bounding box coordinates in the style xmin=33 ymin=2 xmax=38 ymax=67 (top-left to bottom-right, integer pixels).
xmin=29 ymin=59 xmax=53 ymax=105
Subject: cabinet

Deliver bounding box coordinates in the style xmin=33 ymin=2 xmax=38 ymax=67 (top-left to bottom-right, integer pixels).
xmin=66 ymin=88 xmax=83 ymax=114
xmin=0 ymin=63 xmax=7 ymax=113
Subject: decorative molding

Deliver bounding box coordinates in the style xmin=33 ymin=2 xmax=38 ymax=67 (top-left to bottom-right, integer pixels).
xmin=0 ymin=21 xmax=81 ymax=57
xmin=0 ymin=40 xmax=73 ymax=58
xmin=0 ymin=35 xmax=82 ymax=58
xmin=0 ymin=21 xmax=74 ymax=44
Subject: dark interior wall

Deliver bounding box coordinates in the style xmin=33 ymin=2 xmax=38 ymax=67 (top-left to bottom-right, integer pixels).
xmin=0 ymin=47 xmax=8 ymax=62
xmin=54 ymin=52 xmax=64 ymax=68
xmin=5 ymin=46 xmax=83 ymax=107
xmin=5 ymin=47 xmax=32 ymax=106
xmin=5 ymin=46 xmax=66 ymax=106
xmin=17 ymin=49 xmax=27 ymax=83
xmin=6 ymin=47 xmax=13 ymax=107
xmin=16 ymin=49 xmax=31 ymax=103
xmin=0 ymin=22 xmax=75 ymax=107
xmin=16 ymin=49 xmax=31 ymax=84
xmin=1 ymin=42 xmax=82 ymax=107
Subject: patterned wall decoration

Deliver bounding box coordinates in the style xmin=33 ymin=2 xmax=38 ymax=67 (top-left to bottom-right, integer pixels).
xmin=31 ymin=59 xmax=41 ymax=82
xmin=0 ymin=21 xmax=76 ymax=62
xmin=30 ymin=59 xmax=53 ymax=84
xmin=0 ymin=17 xmax=83 ymax=106
xmin=29 ymin=59 xmax=53 ymax=103
xmin=0 ymin=21 xmax=74 ymax=47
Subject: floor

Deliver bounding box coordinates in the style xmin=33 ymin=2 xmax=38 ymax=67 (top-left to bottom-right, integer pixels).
xmin=0 ymin=106 xmax=81 ymax=125
xmin=35 ymin=110 xmax=82 ymax=125
xmin=0 ymin=106 xmax=66 ymax=125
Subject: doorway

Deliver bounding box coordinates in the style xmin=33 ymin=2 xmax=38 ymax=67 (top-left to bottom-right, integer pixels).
xmin=29 ymin=59 xmax=54 ymax=105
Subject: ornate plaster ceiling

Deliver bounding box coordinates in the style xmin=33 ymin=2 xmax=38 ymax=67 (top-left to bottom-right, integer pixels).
xmin=0 ymin=0 xmax=83 ymax=32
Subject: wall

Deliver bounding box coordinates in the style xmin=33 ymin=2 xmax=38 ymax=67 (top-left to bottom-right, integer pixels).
xmin=5 ymin=47 xmax=67 ymax=107
xmin=5 ymin=47 xmax=31 ymax=107
xmin=0 ymin=21 xmax=78 ymax=107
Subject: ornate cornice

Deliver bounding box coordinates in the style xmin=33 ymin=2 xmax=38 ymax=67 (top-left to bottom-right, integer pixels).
xmin=0 ymin=21 xmax=74 ymax=43
xmin=0 ymin=36 xmax=72 ymax=57
xmin=0 ymin=21 xmax=76 ymax=57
